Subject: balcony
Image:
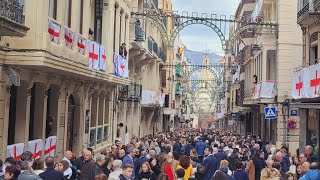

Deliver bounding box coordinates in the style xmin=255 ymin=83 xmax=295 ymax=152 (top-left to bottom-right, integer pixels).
xmin=176 ymin=65 xmax=182 ymax=77
xmin=243 ymin=80 xmax=276 ymax=105
xmin=297 ymin=2 xmax=320 ymax=26
xmin=118 ymin=83 xmax=142 ymax=101
xmin=147 ymin=36 xmax=166 ymax=62
xmin=0 ymin=0 xmax=29 ymax=37
xmin=176 ymin=84 xmax=182 ymax=96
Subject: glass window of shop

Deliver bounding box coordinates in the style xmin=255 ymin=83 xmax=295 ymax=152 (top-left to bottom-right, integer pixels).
xmin=306 ymin=109 xmax=319 ymax=148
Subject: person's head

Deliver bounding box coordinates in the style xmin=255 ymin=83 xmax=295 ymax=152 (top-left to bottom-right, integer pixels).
xmin=45 ymin=156 xmax=55 ymax=169
xmin=5 ymin=157 xmax=17 ymax=167
xmin=83 ymin=149 xmax=93 ymax=161
xmin=32 ymin=158 xmax=45 ymax=170
xmin=140 ymin=162 xmax=152 ymax=173
xmin=299 ymin=153 xmax=308 ymax=163
xmin=113 ymin=160 xmax=122 ymax=170
xmin=296 ymin=163 xmax=303 ymax=175
xmin=272 ymin=162 xmax=281 ymax=170
xmin=64 ymin=151 xmax=73 ymax=160
xmin=172 ymin=151 xmax=180 ymax=161
xmin=286 ymin=172 xmax=294 ymax=180
xmin=60 ymin=160 xmax=70 ymax=172
xmin=5 ymin=165 xmax=21 ymax=179
xmin=127 ymin=147 xmax=135 ymax=157
xmin=20 ymin=151 xmax=33 ymax=162
xmin=212 ymin=170 xmax=227 ymax=180
xmin=219 ymin=166 xmax=229 ymax=174
xmin=157 ymin=173 xmax=169 ymax=180
xmin=235 ymin=161 xmax=243 ymax=170
xmin=310 ymin=162 xmax=318 ymax=170
xmin=96 ymin=154 xmax=106 ymax=166
xmin=54 ymin=161 xmax=64 ymax=171
xmin=121 ymin=43 xmax=126 ymax=48
xmin=265 ymin=144 xmax=271 ymax=152
xmin=220 ymin=160 xmax=229 ymax=167
xmin=87 ymin=148 xmax=94 ymax=157
xmin=119 ymin=149 xmax=126 ymax=158
xmin=204 ymin=146 xmax=213 ymax=156
xmin=281 ymin=146 xmax=288 ymax=155
xmin=47 ymin=115 xmax=54 ymax=125
xmin=111 ymin=145 xmax=118 ymax=153
xmin=179 ymin=155 xmax=191 ymax=169
xmin=122 ymin=164 xmax=134 ymax=178
xmin=275 ymin=151 xmax=283 ymax=162
xmin=302 ymin=162 xmax=310 ymax=173
xmin=19 ymin=161 xmax=31 ymax=171
xmin=175 ymin=168 xmax=185 ymax=179
xmin=164 ymin=154 xmax=173 ymax=164
xmin=94 ymin=173 xmax=108 ymax=180
xmin=190 ymin=149 xmax=197 ymax=157
xmin=266 ymin=159 xmax=274 ymax=169
xmin=292 ymin=155 xmax=299 ymax=165
xmin=304 ymin=145 xmax=313 ymax=156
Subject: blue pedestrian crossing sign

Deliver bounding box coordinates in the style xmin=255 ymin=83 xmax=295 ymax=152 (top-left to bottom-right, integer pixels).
xmin=264 ymin=107 xmax=277 ymax=119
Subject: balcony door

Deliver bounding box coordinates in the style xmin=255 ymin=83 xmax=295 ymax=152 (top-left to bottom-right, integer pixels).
xmin=66 ymin=95 xmax=75 ymax=151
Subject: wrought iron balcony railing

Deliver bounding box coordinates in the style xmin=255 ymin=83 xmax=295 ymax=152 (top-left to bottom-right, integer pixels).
xmin=118 ymin=83 xmax=142 ymax=100
xmin=297 ymin=3 xmax=310 ymax=19
xmin=148 ymin=36 xmax=166 ymax=61
xmin=0 ymin=0 xmax=25 ymax=24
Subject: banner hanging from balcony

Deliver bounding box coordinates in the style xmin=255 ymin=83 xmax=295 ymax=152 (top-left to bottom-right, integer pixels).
xmin=88 ymin=41 xmax=100 ymax=70
xmin=7 ymin=143 xmax=24 ymax=160
xmin=48 ymin=19 xmax=61 ymax=44
xmin=64 ymin=26 xmax=74 ymax=49
xmin=252 ymin=81 xmax=275 ymax=99
xmin=28 ymin=139 xmax=43 ymax=160
xmin=99 ymin=45 xmax=106 ymax=71
xmin=292 ymin=63 xmax=320 ymax=99
xmin=114 ymin=54 xmax=128 ymax=78
xmin=44 ymin=136 xmax=57 ymax=158
xmin=77 ymin=36 xmax=86 ymax=55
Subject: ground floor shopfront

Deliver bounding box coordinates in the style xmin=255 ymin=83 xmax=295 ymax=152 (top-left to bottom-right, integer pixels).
xmin=0 ymin=65 xmax=129 ymax=160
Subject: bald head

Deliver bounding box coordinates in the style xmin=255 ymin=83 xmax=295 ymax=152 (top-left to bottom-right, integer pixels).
xmin=311 ymin=162 xmax=318 ymax=170
xmin=64 ymin=151 xmax=73 ymax=160
xmin=83 ymin=149 xmax=92 ymax=161
xmin=302 ymin=162 xmax=310 ymax=172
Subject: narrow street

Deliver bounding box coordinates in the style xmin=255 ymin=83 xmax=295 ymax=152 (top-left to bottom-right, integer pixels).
xmin=0 ymin=0 xmax=319 ymax=179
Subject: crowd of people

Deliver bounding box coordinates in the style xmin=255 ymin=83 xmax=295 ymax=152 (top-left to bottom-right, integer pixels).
xmin=1 ymin=129 xmax=320 ymax=180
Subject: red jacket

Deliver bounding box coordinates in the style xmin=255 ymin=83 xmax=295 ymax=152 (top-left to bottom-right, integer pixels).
xmin=164 ymin=163 xmax=174 ymax=180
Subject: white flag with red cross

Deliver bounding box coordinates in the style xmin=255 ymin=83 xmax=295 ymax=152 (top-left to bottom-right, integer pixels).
xmin=260 ymin=80 xmax=275 ymax=98
xmin=64 ymin=26 xmax=74 ymax=49
xmin=117 ymin=55 xmax=128 ymax=78
xmin=48 ymin=19 xmax=61 ymax=44
xmin=99 ymin=45 xmax=106 ymax=71
xmin=7 ymin=143 xmax=24 ymax=160
xmin=305 ymin=63 xmax=320 ymax=98
xmin=88 ymin=41 xmax=100 ymax=70
xmin=44 ymin=136 xmax=57 ymax=158
xmin=292 ymin=68 xmax=305 ymax=99
xmin=77 ymin=36 xmax=86 ymax=55
xmin=28 ymin=139 xmax=43 ymax=160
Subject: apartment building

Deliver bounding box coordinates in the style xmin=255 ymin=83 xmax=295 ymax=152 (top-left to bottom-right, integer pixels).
xmin=292 ymin=0 xmax=320 ymax=152
xmin=225 ymin=0 xmax=302 ymax=153
xmin=0 ymin=0 xmax=131 ymax=159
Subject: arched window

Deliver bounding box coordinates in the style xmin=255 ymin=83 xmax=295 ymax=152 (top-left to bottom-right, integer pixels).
xmin=310 ymin=32 xmax=318 ymax=65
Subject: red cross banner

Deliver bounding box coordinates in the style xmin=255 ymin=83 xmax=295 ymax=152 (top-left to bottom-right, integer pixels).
xmin=77 ymin=36 xmax=86 ymax=55
xmin=99 ymin=45 xmax=106 ymax=71
xmin=48 ymin=19 xmax=61 ymax=44
xmin=7 ymin=143 xmax=24 ymax=160
xmin=44 ymin=136 xmax=57 ymax=158
xmin=64 ymin=26 xmax=74 ymax=49
xmin=116 ymin=54 xmax=128 ymax=78
xmin=88 ymin=41 xmax=100 ymax=70
xmin=306 ymin=63 xmax=320 ymax=98
xmin=292 ymin=68 xmax=305 ymax=99
xmin=28 ymin=139 xmax=43 ymax=160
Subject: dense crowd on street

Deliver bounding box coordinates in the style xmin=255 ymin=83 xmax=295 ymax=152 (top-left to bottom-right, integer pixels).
xmin=1 ymin=128 xmax=320 ymax=180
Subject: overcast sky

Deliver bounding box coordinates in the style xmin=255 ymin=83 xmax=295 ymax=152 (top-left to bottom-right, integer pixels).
xmin=171 ymin=0 xmax=240 ymax=55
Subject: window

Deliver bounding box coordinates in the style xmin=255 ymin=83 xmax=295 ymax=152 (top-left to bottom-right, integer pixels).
xmin=48 ymin=0 xmax=57 ymax=19
xmin=65 ymin=0 xmax=72 ymax=27
xmin=94 ymin=0 xmax=103 ymax=43
xmin=310 ymin=33 xmax=318 ymax=65
xmin=78 ymin=0 xmax=84 ymax=34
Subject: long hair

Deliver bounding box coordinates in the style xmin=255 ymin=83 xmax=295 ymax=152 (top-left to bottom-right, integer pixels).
xmin=60 ymin=160 xmax=70 ymax=172
xmin=161 ymin=154 xmax=172 ymax=172
xmin=140 ymin=162 xmax=153 ymax=174
xmin=157 ymin=173 xmax=169 ymax=180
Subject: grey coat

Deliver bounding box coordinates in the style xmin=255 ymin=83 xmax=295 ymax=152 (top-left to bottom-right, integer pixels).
xmin=17 ymin=171 xmax=42 ymax=180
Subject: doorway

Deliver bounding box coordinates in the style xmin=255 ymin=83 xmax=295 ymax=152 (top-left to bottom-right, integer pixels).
xmin=66 ymin=95 xmax=75 ymax=151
